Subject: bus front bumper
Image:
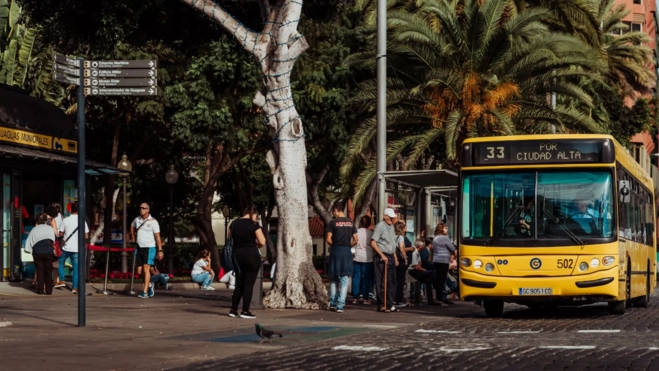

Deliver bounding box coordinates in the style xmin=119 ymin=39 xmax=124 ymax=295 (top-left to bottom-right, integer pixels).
xmin=459 ymin=267 xmax=619 ymax=302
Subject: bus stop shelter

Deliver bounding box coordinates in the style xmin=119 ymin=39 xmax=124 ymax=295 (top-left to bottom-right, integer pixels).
xmin=380 ymin=169 xmax=459 ymax=239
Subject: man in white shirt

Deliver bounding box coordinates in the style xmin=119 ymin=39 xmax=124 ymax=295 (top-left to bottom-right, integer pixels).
xmin=130 ymin=203 xmax=164 ymax=299
xmin=58 ymin=203 xmax=89 ymax=294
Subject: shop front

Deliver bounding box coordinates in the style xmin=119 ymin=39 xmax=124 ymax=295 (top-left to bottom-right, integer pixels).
xmin=0 ymin=84 xmax=124 ymax=281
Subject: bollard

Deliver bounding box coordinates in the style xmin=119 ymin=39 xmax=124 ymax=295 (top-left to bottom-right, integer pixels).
xmin=101 ymin=245 xmax=113 ymax=295
xmin=129 ymin=247 xmax=137 ymax=295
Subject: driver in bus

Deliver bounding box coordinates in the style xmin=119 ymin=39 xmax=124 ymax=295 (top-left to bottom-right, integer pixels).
xmin=569 ymin=194 xmax=600 ymax=234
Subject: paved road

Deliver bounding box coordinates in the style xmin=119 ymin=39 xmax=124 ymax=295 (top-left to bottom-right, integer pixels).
xmin=175 ymin=296 xmax=659 ymax=371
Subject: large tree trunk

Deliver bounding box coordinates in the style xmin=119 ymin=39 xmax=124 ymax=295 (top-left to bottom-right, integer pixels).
xmin=182 ymin=0 xmax=327 ymax=309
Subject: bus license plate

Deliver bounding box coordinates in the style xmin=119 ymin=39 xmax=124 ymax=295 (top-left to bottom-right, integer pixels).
xmin=518 ymin=288 xmax=553 ymax=295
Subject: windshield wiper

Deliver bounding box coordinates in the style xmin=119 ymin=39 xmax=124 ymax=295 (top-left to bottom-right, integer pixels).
xmin=542 ymin=207 xmax=585 ymax=249
xmin=488 ymin=206 xmax=523 ymax=247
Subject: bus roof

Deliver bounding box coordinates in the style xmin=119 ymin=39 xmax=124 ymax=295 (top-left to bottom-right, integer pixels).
xmin=463 ymin=134 xmax=617 ymax=143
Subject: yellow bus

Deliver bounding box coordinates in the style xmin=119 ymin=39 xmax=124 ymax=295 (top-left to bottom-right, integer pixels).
xmin=458 ymin=134 xmax=656 ymax=317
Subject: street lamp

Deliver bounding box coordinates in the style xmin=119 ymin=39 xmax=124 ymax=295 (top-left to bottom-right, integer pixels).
xmin=222 ymin=205 xmax=230 ymax=244
xmin=165 ymin=165 xmax=179 ymax=275
xmin=117 ymin=154 xmax=132 ymax=273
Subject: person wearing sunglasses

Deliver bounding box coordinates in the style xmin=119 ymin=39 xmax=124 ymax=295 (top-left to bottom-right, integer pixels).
xmin=130 ymin=203 xmax=164 ymax=299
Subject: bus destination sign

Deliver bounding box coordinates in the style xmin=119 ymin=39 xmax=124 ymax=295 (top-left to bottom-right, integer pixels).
xmin=472 ymin=140 xmax=607 ymax=166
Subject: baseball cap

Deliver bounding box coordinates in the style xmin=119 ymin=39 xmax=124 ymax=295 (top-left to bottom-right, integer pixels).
xmin=384 ymin=208 xmax=397 ymax=218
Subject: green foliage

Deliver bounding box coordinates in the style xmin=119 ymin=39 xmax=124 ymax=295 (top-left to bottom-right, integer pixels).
xmin=343 ymin=0 xmax=611 ymax=202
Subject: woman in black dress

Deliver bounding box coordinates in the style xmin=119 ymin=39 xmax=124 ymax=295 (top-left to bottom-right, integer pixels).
xmin=228 ymin=206 xmax=266 ymax=319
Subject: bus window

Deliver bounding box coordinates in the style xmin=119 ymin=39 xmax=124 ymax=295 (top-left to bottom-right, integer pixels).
xmin=537 ymin=171 xmax=614 ymax=239
xmin=461 ymin=172 xmax=533 ymax=239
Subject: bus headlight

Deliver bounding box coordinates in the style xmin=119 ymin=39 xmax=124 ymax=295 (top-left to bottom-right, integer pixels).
xmin=461 ymin=258 xmax=472 ymax=267
xmin=485 ymin=263 xmax=494 ymax=272
xmin=602 ymin=256 xmax=615 ymax=266
xmin=473 ymin=260 xmax=483 ymax=269
xmin=590 ymin=258 xmax=600 ymax=268
xmin=579 ymin=262 xmax=589 ymax=271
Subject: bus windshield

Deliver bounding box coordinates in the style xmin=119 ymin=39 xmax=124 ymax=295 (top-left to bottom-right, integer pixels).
xmin=461 ymin=170 xmax=614 ymax=242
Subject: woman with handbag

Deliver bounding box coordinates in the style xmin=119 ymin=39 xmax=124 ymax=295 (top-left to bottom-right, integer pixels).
xmin=227 ymin=206 xmax=266 ymax=319
xmin=25 ymin=213 xmax=56 ymax=295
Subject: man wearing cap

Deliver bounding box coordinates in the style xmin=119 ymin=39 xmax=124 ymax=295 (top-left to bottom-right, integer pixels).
xmin=371 ymin=208 xmax=399 ymax=313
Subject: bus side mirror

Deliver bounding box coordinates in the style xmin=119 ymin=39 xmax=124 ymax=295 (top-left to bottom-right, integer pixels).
xmin=618 ymin=180 xmax=631 ymax=204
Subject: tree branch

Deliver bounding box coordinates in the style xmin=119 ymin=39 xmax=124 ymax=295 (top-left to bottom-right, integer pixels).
xmin=258 ymin=0 xmax=271 ymax=23
xmin=179 ymin=0 xmax=260 ymax=55
xmin=307 ymin=164 xmax=332 ymax=224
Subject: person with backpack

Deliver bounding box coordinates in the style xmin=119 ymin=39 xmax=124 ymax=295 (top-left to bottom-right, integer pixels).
xmin=58 ymin=203 xmax=89 ymax=294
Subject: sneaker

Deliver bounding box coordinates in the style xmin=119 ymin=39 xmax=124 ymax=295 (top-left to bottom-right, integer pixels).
xmin=54 ymin=281 xmax=66 ymax=288
xmin=228 ymin=285 xmax=235 ymax=290
xmin=329 ymin=306 xmax=337 ymax=312
xmin=228 ymin=310 xmax=238 ymax=318
xmin=239 ymin=311 xmax=256 ymax=319
xmin=138 ymin=292 xmax=149 ymax=299
xmin=394 ymin=302 xmax=406 ymax=308
xmin=336 ymin=309 xmax=344 ymax=313
xmin=165 ymin=285 xmax=173 ymax=291
xmin=72 ymin=289 xmax=78 ymax=294
xmin=148 ymin=283 xmax=155 ymax=298
xmin=206 ymin=286 xmax=216 ymax=291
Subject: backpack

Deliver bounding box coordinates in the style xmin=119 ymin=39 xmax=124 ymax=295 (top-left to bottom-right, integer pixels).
xmin=221 ymin=222 xmax=240 ymax=276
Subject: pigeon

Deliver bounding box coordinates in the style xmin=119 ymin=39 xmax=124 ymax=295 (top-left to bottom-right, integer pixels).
xmin=255 ymin=323 xmax=283 ymax=343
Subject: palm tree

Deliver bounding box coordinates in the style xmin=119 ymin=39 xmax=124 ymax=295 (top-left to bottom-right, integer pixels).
xmin=342 ymin=0 xmax=607 ymax=202
xmin=592 ymin=0 xmax=654 ymax=94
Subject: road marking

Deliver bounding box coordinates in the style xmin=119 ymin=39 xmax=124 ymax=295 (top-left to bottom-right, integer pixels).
xmin=497 ymin=331 xmax=541 ymax=334
xmin=439 ymin=346 xmax=490 ymax=353
xmin=539 ymin=346 xmax=596 ymax=350
xmin=332 ymin=345 xmax=389 ymax=352
xmin=415 ymin=329 xmax=462 ymax=334
xmin=363 ymin=325 xmax=397 ymax=329
xmin=577 ymin=330 xmax=620 ymax=333
xmin=649 ymin=347 xmax=659 ymax=350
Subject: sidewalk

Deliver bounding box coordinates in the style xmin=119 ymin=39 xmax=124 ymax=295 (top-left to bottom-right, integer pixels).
xmin=0 ymin=279 xmax=270 ymax=296
xmin=0 ymin=282 xmax=483 ymax=370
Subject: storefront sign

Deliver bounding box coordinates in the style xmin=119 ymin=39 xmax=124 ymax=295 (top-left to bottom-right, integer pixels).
xmin=0 ymin=125 xmax=77 ymax=154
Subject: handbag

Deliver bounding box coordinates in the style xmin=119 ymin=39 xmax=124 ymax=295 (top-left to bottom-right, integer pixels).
xmin=53 ymin=239 xmax=63 ymax=257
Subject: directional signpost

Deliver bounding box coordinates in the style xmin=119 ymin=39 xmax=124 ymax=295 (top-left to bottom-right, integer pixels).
xmin=86 ymin=87 xmax=158 ymax=96
xmin=51 ymin=54 xmax=159 ymax=328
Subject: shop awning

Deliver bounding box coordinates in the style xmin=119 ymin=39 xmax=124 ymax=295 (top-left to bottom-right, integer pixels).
xmin=381 ymin=170 xmax=459 ymax=190
xmin=0 ymin=144 xmax=129 ymax=176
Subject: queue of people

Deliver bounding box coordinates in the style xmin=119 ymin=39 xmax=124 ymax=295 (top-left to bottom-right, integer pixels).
xmin=328 ymin=204 xmax=458 ymax=313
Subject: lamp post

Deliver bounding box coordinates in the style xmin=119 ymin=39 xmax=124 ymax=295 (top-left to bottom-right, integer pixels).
xmin=117 ymin=154 xmax=132 ymax=273
xmin=222 ymin=205 xmax=230 ymax=244
xmin=165 ymin=165 xmax=179 ymax=275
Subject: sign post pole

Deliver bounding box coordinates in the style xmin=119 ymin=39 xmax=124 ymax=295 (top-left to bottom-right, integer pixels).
xmin=77 ymin=57 xmax=86 ymax=327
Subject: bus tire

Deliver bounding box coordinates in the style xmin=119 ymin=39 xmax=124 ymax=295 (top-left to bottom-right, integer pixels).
xmin=608 ymin=300 xmax=626 ymax=315
xmin=635 ymin=265 xmax=650 ymax=308
xmin=483 ymin=300 xmax=504 ymax=318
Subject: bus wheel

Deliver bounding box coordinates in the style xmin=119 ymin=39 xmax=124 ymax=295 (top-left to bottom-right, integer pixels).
xmin=483 ymin=300 xmax=504 ymax=318
xmin=608 ymin=300 xmax=626 ymax=315
xmin=635 ymin=265 xmax=650 ymax=308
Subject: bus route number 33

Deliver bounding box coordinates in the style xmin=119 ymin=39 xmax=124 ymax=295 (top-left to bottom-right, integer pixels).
xmin=486 ymin=146 xmax=505 ymax=159
xmin=557 ymin=259 xmax=574 ymax=269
